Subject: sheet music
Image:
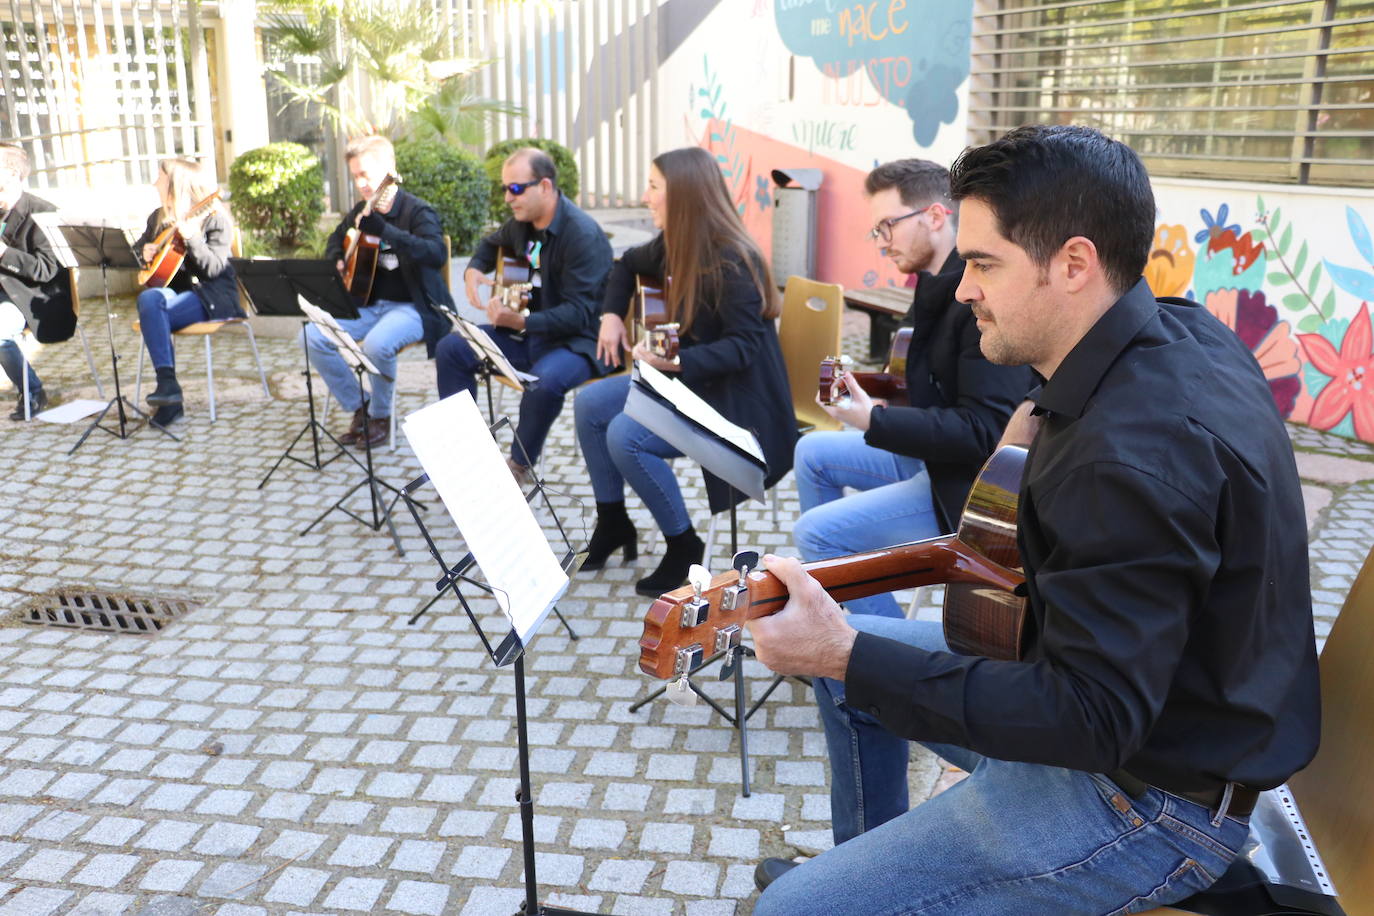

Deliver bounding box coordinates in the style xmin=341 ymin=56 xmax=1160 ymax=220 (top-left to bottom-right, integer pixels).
xmin=451 ymin=315 xmax=538 ymax=389
xmin=298 ymin=297 xmax=387 ymax=379
xmin=634 ymin=362 xmax=765 ymax=463
xmin=31 ymin=212 xmax=142 ymax=270
xmin=402 ymin=391 xmax=568 ymax=646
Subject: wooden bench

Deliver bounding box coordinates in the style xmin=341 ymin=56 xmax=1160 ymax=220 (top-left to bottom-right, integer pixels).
xmin=842 ymin=286 xmax=910 ymax=360
xmin=1140 ymin=545 xmax=1374 ymax=915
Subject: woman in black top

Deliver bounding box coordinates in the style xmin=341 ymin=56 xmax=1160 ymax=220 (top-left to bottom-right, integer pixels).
xmin=134 ymin=158 xmax=242 ymax=425
xmin=573 ymin=146 xmax=796 ymax=597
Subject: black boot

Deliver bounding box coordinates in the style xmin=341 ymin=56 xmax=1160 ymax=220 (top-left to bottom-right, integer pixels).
xmin=8 ymin=387 xmax=47 ymax=421
xmin=150 ymin=402 xmax=184 ymax=428
xmin=582 ymin=502 xmax=638 ymax=571
xmin=147 ymin=366 xmax=182 ymax=407
xmin=635 ymin=526 xmax=705 ymax=597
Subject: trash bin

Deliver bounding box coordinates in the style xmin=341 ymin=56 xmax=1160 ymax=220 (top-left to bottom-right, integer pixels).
xmin=771 ymin=168 xmax=822 ymax=282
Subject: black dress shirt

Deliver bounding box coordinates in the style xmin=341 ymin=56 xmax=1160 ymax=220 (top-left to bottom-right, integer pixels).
xmin=469 ymin=192 xmax=613 ymax=375
xmin=846 ymin=278 xmax=1320 ymax=794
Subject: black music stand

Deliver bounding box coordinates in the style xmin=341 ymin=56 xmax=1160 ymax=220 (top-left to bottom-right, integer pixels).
xmin=237 ymin=259 xmax=358 ymax=486
xmin=398 ymin=404 xmax=600 ymax=916
xmin=450 ymin=315 xmax=536 ymax=425
xmin=41 ymin=217 xmax=178 ymax=453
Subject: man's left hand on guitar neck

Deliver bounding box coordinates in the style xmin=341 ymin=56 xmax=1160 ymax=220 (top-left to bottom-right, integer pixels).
xmin=747 ymin=554 xmax=857 ymax=681
xmin=486 ymin=295 xmax=526 ymax=330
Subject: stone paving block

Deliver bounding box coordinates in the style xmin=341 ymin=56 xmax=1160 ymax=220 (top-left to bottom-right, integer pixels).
xmin=71 ymin=852 xmax=140 ymax=887
xmin=68 ymin=891 xmax=140 ymax=915
xmin=389 ymin=838 xmax=445 ymax=873
xmin=24 ymin=809 xmax=90 ymax=841
xmin=136 ymin=820 xmax=203 ymax=852
xmin=602 ymin=783 xmax=653 ymax=811
xmin=639 ymin=821 xmax=694 ymax=853
xmin=263 ymin=866 xmax=330 ymax=906
xmin=708 ymin=826 xmax=760 ymax=858
xmin=199 ymin=862 xmax=270 ymax=899
xmin=661 ymin=860 xmax=721 ymax=896
xmin=586 ymin=858 xmax=655 ymax=894
xmin=502 ymin=813 xmax=561 ymax=844
xmin=328 ymin=834 xmax=393 ymax=867
xmin=141 ymin=859 xmax=204 ymax=893
xmin=263 ymin=831 xmax=327 ymax=861
xmin=455 ymin=886 xmax=519 ymax=916
xmin=322 ymin=875 xmax=387 ymax=911
xmin=437 ymin=809 xmax=496 ymax=837
xmin=193 ymin=823 xmax=261 ymax=857
xmin=450 ymin=844 xmax=512 ymax=879
xmin=14 ymin=847 xmax=85 ymax=882
xmin=0 ymin=887 xmax=72 ymax=916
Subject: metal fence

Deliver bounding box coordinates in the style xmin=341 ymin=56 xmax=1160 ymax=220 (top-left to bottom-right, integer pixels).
xmin=459 ymin=0 xmax=662 ymax=210
xmin=0 ymin=0 xmax=214 ymax=190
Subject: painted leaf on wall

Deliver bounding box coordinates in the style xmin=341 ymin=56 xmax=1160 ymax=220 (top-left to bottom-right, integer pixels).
xmin=1348 ymin=206 xmax=1373 ymax=267
xmin=1325 ymin=260 xmax=1374 ymax=301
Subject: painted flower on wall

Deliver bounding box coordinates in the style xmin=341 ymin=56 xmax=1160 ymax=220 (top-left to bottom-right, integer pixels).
xmin=1144 ymin=224 xmax=1195 ymax=298
xmin=1195 ymin=203 xmax=1242 ymax=245
xmin=1300 ymin=302 xmax=1374 ymax=439
xmin=1205 ymin=289 xmax=1303 ymax=418
xmin=1194 ymin=226 xmax=1267 ymax=300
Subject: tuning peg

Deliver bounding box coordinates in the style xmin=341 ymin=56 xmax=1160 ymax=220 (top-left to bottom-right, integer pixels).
xmin=732 ymin=551 xmax=759 ymax=578
xmin=668 ymin=675 xmax=698 ymax=706
xmin=722 ymin=551 xmax=759 ymax=611
xmin=689 ymin=564 xmax=711 ymax=597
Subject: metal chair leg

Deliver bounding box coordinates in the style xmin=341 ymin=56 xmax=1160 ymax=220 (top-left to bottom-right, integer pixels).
xmin=77 ymin=322 xmax=105 ymax=398
xmin=205 ymin=335 xmax=216 ymax=423
xmin=21 ymin=350 xmax=30 ymax=420
xmin=135 ymin=338 xmax=146 ymax=404
xmin=245 ymin=323 xmax=269 ymax=397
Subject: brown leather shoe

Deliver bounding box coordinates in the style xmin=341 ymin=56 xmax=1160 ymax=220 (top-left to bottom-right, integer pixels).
xmin=338 ymin=405 xmax=368 ymax=446
xmin=506 ymin=457 xmax=531 ymax=487
xmin=359 ymin=416 xmax=390 ymax=448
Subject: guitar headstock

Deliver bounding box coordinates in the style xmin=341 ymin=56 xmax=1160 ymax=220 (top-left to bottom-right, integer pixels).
xmin=817 ymin=355 xmax=853 ymax=406
xmin=639 ymin=551 xmax=767 ymax=680
xmin=646 ymin=323 xmax=680 ymax=362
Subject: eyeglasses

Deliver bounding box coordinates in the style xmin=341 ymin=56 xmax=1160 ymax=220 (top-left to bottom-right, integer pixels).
xmin=869 ymin=202 xmax=953 ymax=243
xmin=503 ymin=179 xmax=543 ymax=197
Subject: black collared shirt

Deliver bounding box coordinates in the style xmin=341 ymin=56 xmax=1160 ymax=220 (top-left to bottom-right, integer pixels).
xmin=846 ymin=279 xmax=1320 ymax=792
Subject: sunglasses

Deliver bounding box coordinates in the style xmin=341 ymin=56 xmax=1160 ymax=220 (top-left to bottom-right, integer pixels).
xmin=869 ymin=202 xmax=953 ymax=243
xmin=503 ymin=179 xmax=544 ymax=197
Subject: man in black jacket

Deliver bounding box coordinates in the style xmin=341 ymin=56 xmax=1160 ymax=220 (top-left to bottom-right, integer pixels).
xmin=309 ymin=135 xmax=456 ymax=447
xmin=434 ymin=148 xmax=612 ymax=478
xmin=0 ymin=142 xmax=73 ymax=420
xmin=791 ymin=159 xmax=1031 ymax=617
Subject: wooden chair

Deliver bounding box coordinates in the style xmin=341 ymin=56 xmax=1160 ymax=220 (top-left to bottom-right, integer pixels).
xmin=132 ymin=228 xmax=269 ymax=422
xmin=12 ymin=267 xmax=105 ymax=420
xmin=1141 ymin=545 xmax=1374 ymax=915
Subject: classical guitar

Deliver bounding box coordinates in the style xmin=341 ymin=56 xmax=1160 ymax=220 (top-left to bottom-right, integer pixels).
xmin=494 ymin=248 xmax=534 ymax=314
xmin=342 ymin=173 xmax=400 ymax=305
xmin=636 ymin=274 xmax=669 ymax=332
xmin=639 ymin=445 xmax=1028 ymax=682
xmin=137 ymin=189 xmax=222 ymax=288
xmin=818 ymin=326 xmax=913 ymax=407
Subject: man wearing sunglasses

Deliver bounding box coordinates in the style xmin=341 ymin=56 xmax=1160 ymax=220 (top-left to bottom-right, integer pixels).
xmin=787 ymin=159 xmax=1032 ymax=620
xmin=436 ymin=147 xmax=612 ymax=480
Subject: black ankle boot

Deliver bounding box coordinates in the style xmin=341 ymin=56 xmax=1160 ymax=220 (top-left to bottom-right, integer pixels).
xmin=582 ymin=502 xmax=638 ymax=572
xmin=635 ymin=526 xmax=705 ymax=597
xmin=147 ymin=366 xmax=182 ymax=407
xmin=150 ymin=402 xmax=184 ymax=428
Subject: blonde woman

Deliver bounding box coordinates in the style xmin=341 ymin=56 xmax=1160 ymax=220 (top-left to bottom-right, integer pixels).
xmin=134 ymin=158 xmax=241 ymax=425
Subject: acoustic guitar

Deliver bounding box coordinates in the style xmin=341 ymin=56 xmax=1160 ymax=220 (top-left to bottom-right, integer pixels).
xmin=818 ymin=326 xmax=913 ymax=407
xmin=137 ymin=189 xmax=222 ymax=288
xmin=342 ymin=173 xmax=400 ymax=305
xmin=494 ymin=248 xmax=534 ymax=314
xmin=638 ymin=445 xmax=1029 ymax=682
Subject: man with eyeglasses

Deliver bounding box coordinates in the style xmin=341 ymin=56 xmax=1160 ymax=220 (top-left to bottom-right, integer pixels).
xmin=787 ymin=158 xmax=1032 ymax=620
xmin=436 ymin=147 xmax=612 ymax=480
xmin=311 ymin=135 xmax=457 ymax=448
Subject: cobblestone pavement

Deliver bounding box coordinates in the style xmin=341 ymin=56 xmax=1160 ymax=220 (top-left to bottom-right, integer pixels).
xmin=1 ymin=292 xmax=1371 ymax=916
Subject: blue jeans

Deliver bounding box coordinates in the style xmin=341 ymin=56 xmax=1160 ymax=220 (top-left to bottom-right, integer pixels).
xmin=793 ymin=430 xmax=940 ymax=618
xmin=757 ymin=615 xmax=1250 ymax=916
xmin=435 ymin=327 xmax=593 ymax=466
xmin=303 ymin=299 xmax=423 ymax=418
xmin=136 ymin=287 xmax=210 ymax=369
xmin=0 ymin=302 xmax=42 ymax=395
xmin=573 ymin=374 xmax=692 ymax=537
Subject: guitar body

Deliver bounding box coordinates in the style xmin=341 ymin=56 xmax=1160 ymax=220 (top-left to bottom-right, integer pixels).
xmin=638 ymin=446 xmax=1030 ymax=680
xmin=818 ymin=326 xmax=911 ymax=407
xmin=343 ymin=228 xmax=382 ymax=305
xmin=636 ymin=275 xmax=669 ymax=329
xmin=138 ymin=227 xmax=186 ymax=288
xmin=342 ymin=173 xmax=400 ymax=306
xmin=494 ymin=251 xmax=534 ymax=313
xmin=138 ymin=189 xmax=222 ymax=288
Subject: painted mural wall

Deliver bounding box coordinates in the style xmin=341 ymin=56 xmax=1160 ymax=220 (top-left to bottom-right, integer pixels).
xmin=653 ymin=0 xmax=1374 ymax=443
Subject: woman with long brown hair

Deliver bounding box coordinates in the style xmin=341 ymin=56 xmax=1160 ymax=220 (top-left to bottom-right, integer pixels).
xmin=133 ymin=158 xmax=242 ymax=425
xmin=574 ymin=146 xmax=796 ymax=596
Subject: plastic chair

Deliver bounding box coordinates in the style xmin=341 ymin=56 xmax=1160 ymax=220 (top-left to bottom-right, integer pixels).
xmin=777 ymin=275 xmax=845 ymax=435
xmin=1139 ymin=544 xmax=1374 ymax=915
xmin=132 ymin=228 xmax=270 ymax=422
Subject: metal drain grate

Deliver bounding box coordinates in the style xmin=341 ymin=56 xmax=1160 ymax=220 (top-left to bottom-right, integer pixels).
xmin=18 ymin=591 xmax=198 ymax=634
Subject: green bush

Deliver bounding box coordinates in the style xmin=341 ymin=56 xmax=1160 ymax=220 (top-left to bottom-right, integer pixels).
xmin=395 ymin=140 xmax=490 ymax=256
xmin=227 ymin=142 xmax=325 ymax=253
xmin=483 ymin=137 xmax=580 ymax=223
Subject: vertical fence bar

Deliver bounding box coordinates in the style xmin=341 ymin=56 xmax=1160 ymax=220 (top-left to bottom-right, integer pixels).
xmin=10 ymin=0 xmax=49 ymax=175
xmin=578 ymin=0 xmax=590 ymax=207
xmin=69 ymin=0 xmax=98 ymax=185
xmin=0 ymin=20 xmax=26 ymax=156
xmin=562 ymin=0 xmax=574 ymax=172
xmin=28 ymin=0 xmax=59 ymax=181
xmin=620 ymin=0 xmax=633 ymax=205
xmin=170 ymin=0 xmax=194 ymax=157
xmin=43 ymin=0 xmax=77 ymax=176
xmin=148 ymin=1 xmax=175 ymax=159
xmin=107 ymin=0 xmax=140 ymax=182
xmin=127 ymin=0 xmax=158 ymax=180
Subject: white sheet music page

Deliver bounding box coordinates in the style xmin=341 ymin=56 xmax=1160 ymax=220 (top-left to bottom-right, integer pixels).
xmin=298 ymin=298 xmax=383 ymax=376
xmin=402 ymin=391 xmax=568 ymax=645
xmin=635 ymin=363 xmax=764 ymax=462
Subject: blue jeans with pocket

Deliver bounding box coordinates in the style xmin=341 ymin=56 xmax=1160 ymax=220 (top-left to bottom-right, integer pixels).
xmin=136 ymin=287 xmax=210 ymax=369
xmin=793 ymin=430 xmax=941 ymax=618
xmin=302 ymin=298 xmax=424 ymax=418
xmin=756 ymin=614 xmax=1249 ymax=916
